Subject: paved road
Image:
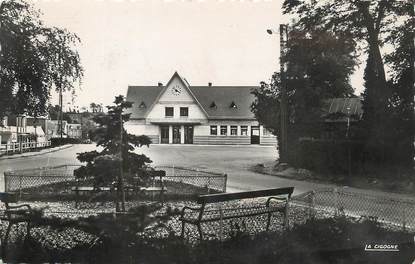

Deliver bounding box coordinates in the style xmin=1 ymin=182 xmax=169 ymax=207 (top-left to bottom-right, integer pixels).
xmin=0 ymin=144 xmax=96 ymax=191
xmin=0 ymin=144 xmax=413 ymax=199
xmin=1 ymin=144 xmax=413 ymax=230
xmin=0 ymin=144 xmax=333 ymax=195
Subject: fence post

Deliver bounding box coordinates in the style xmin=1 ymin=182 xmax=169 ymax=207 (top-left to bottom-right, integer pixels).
xmin=402 ymin=207 xmax=406 ymax=232
xmin=334 ymin=188 xmax=339 ymax=216
xmin=309 ymin=190 xmax=315 ymax=219
xmin=223 ymin=174 xmax=227 ymax=193
xmin=4 ymin=171 xmax=8 ymax=192
xmin=207 ymin=177 xmax=211 ymax=194
xmin=5 ymin=144 xmax=8 ymax=155
xmin=19 ymin=142 xmax=22 ymax=153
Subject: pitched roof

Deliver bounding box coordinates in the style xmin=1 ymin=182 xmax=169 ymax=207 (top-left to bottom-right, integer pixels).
xmin=125 ymin=73 xmax=258 ymax=120
xmin=189 ymin=86 xmax=256 ymax=119
xmin=325 ymin=98 xmax=363 ymax=116
xmin=323 ymin=97 xmax=363 ymax=121
xmin=125 ymin=85 xmax=163 ymax=119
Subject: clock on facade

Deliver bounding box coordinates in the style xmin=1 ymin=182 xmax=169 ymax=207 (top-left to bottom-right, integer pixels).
xmin=171 ymin=85 xmax=182 ymax=96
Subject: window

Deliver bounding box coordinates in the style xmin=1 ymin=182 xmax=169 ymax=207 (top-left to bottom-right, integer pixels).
xmin=139 ymin=102 xmax=146 ymax=109
xmin=180 ymin=107 xmax=188 ymax=117
xmin=210 ymin=126 xmax=217 ymax=135
xmin=165 ymin=107 xmax=174 ymax=117
xmin=230 ymin=126 xmax=237 ymax=135
xmin=241 ymin=126 xmax=248 ymax=136
xmin=220 ymin=125 xmax=227 ymax=135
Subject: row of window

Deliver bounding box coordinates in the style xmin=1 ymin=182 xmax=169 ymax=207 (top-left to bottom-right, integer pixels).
xmin=165 ymin=107 xmax=188 ymax=117
xmin=210 ymin=125 xmax=248 ymax=136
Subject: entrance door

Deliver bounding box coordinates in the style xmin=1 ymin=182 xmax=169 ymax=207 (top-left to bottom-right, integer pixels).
xmin=184 ymin=125 xmax=193 ymax=144
xmin=160 ymin=126 xmax=169 ymax=144
xmin=251 ymin=126 xmax=260 ymax=144
xmin=172 ymin=125 xmax=181 ymax=144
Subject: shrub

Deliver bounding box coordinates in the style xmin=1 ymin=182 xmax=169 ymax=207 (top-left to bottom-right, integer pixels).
xmin=50 ymin=137 xmax=83 ymax=147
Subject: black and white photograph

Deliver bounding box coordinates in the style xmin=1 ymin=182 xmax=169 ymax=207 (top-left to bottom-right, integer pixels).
xmin=0 ymin=0 xmax=414 ymax=263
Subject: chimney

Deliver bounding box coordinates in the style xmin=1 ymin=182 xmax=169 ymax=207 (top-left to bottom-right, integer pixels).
xmin=158 ymin=82 xmax=163 ymax=86
xmin=208 ymin=82 xmax=212 ymax=87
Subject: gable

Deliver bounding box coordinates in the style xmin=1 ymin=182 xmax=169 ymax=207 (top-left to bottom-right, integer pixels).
xmin=158 ymin=75 xmax=194 ymax=103
xmin=145 ymin=73 xmax=208 ymax=120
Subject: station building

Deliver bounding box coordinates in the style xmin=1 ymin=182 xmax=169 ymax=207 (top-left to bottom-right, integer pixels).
xmin=125 ymin=72 xmax=277 ymax=145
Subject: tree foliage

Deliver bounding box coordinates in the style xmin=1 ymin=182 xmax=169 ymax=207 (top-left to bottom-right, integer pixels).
xmin=251 ymin=29 xmax=357 ymax=158
xmin=282 ymin=0 xmax=414 ymax=167
xmin=0 ymin=0 xmax=83 ymax=119
xmin=76 ymin=95 xmax=152 ymax=186
xmin=75 ymin=96 xmax=152 ymax=210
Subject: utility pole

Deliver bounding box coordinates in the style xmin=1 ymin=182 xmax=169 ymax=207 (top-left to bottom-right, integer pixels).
xmin=279 ymin=24 xmax=289 ymax=163
xmin=119 ymin=109 xmax=125 ymax=212
xmin=59 ymin=86 xmax=63 ymax=138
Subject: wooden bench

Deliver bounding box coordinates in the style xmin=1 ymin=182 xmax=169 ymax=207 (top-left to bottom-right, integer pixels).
xmin=180 ymin=187 xmax=294 ymax=240
xmin=0 ymin=192 xmax=34 ymax=248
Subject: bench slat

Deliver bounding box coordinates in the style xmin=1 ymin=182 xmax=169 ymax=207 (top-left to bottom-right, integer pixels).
xmin=197 ymin=187 xmax=294 ymax=204
xmin=182 ymin=205 xmax=285 ymax=223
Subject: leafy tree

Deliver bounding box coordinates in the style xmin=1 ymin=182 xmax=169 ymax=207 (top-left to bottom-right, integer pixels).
xmin=0 ymin=0 xmax=83 ymax=119
xmin=75 ymin=95 xmax=152 ymax=212
xmin=282 ymin=0 xmax=413 ymax=166
xmin=47 ymin=104 xmax=72 ymax=123
xmin=252 ymin=29 xmax=357 ymax=160
xmin=382 ymin=4 xmax=414 ymax=166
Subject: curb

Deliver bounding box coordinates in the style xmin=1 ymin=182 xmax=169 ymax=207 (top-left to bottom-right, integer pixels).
xmin=0 ymin=144 xmax=73 ymax=160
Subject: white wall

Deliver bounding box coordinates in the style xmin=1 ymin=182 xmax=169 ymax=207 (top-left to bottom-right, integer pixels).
xmin=147 ymin=76 xmax=208 ymax=122
xmin=125 ymin=122 xmax=159 ymax=135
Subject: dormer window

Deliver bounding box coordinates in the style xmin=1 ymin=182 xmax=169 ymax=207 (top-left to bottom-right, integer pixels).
xmin=210 ymin=102 xmax=217 ymax=109
xmin=138 ymin=102 xmax=146 ymax=109
xmin=230 ymin=101 xmax=237 ymax=109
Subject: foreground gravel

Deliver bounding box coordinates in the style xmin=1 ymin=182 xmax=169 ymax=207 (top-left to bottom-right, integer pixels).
xmin=0 ymin=199 xmax=323 ymax=249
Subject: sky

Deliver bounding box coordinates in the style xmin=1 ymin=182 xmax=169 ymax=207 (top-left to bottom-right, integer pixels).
xmin=32 ymin=0 xmax=364 ymax=110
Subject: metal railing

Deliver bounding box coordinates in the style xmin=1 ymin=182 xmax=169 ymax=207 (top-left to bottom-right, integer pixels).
xmin=0 ymin=141 xmax=51 ymax=156
xmin=292 ymin=187 xmax=415 ymax=232
xmin=3 ymin=164 xmax=227 ymax=199
xmin=155 ymin=165 xmax=227 ymax=193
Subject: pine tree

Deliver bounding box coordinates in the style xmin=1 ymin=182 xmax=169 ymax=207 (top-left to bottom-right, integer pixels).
xmin=75 ymin=95 xmax=152 ymax=212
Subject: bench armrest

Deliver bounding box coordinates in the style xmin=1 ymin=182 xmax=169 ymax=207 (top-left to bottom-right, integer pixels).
xmin=6 ymin=204 xmax=32 ymax=210
xmin=181 ymin=206 xmax=202 ymax=217
xmin=266 ymin=196 xmax=288 ymax=207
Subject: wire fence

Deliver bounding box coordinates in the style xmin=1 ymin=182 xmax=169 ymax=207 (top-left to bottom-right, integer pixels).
xmin=292 ymin=187 xmax=415 ymax=232
xmin=155 ymin=165 xmax=227 ymax=193
xmin=3 ymin=166 xmax=414 ymax=233
xmin=3 ymin=164 xmax=228 ymax=200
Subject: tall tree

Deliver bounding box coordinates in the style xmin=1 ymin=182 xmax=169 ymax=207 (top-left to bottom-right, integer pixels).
xmin=76 ymin=95 xmax=152 ymax=212
xmin=0 ymin=0 xmax=83 ymax=119
xmin=282 ymin=0 xmax=414 ymax=166
xmin=252 ymin=29 xmax=357 ymax=160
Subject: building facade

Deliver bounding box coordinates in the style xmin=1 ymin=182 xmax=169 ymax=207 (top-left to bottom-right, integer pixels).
xmin=125 ymin=72 xmax=277 ymax=145
xmin=0 ymin=115 xmax=47 ymax=144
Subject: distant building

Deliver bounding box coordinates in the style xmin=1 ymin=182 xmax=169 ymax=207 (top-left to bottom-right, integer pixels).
xmin=0 ymin=115 xmax=47 ymax=144
xmin=46 ymin=120 xmax=68 ymax=139
xmin=125 ymin=72 xmax=277 ymax=145
xmin=67 ymin=123 xmax=82 ymax=139
xmin=322 ymin=97 xmax=363 ymax=139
